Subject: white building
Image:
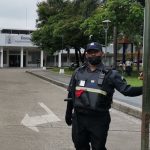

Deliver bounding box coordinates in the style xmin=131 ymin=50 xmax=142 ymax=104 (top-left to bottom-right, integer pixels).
xmin=52 ymin=48 xmax=85 ymax=67
xmin=0 ymin=28 xmax=115 ymax=68
xmin=48 ymin=45 xmax=114 ymax=68
xmin=0 ymin=28 xmax=44 ymax=68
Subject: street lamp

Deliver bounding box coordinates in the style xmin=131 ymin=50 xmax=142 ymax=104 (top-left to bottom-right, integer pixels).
xmin=61 ymin=35 xmax=64 ymax=50
xmin=102 ymin=19 xmax=111 ymax=65
xmin=61 ymin=35 xmax=64 ymax=67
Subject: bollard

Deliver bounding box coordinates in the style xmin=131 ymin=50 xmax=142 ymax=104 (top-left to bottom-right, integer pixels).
xmin=59 ymin=69 xmax=64 ymax=74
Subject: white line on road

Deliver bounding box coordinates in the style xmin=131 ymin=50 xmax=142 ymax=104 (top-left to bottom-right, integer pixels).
xmin=21 ymin=102 xmax=61 ymax=132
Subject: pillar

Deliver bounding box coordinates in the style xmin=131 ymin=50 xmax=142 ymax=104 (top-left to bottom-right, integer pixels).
xmin=20 ymin=47 xmax=23 ymax=68
xmin=26 ymin=50 xmax=28 ymax=67
xmin=58 ymin=52 xmax=62 ymax=68
xmin=54 ymin=55 xmax=56 ymax=66
xmin=7 ymin=50 xmax=9 ymax=67
xmin=40 ymin=50 xmax=43 ymax=68
xmin=0 ymin=47 xmax=3 ymax=68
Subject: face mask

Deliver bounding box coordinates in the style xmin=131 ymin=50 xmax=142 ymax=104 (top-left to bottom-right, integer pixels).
xmin=87 ymin=56 xmax=101 ymax=65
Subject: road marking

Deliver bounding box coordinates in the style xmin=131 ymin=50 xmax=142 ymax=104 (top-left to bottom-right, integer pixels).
xmin=21 ymin=102 xmax=60 ymax=132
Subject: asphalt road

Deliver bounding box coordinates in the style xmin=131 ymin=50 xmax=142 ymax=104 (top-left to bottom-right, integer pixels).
xmin=0 ymin=69 xmax=74 ymax=150
xmin=0 ymin=69 xmax=141 ymax=150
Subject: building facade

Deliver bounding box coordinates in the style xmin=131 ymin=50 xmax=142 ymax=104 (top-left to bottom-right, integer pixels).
xmin=0 ymin=28 xmax=44 ymax=68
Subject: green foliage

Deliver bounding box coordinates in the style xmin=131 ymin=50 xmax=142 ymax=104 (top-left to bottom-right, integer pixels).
xmin=50 ymin=67 xmax=74 ymax=75
xmin=32 ymin=0 xmax=144 ymax=54
xmin=32 ymin=0 xmax=99 ymax=54
xmin=126 ymin=76 xmax=143 ymax=86
xmin=80 ymin=0 xmax=144 ymax=46
xmin=124 ymin=71 xmax=143 ymax=86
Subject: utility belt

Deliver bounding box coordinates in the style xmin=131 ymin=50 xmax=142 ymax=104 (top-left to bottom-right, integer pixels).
xmin=75 ymin=107 xmax=109 ymax=116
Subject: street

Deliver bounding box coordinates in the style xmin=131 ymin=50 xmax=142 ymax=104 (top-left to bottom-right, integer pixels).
xmin=0 ymin=69 xmax=141 ymax=150
xmin=0 ymin=69 xmax=74 ymax=150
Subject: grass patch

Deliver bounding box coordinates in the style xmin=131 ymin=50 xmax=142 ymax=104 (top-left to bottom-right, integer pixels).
xmin=125 ymin=76 xmax=143 ymax=86
xmin=50 ymin=67 xmax=74 ymax=75
xmin=122 ymin=72 xmax=143 ymax=86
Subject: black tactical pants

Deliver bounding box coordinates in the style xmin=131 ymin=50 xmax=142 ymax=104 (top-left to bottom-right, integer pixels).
xmin=72 ymin=111 xmax=110 ymax=150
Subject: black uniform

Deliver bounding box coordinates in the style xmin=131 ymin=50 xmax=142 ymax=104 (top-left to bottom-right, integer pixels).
xmin=65 ymin=63 xmax=142 ymax=150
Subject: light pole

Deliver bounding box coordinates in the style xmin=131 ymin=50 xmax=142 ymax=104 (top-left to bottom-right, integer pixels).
xmin=61 ymin=35 xmax=64 ymax=50
xmin=141 ymin=0 xmax=150 ymax=149
xmin=102 ymin=19 xmax=111 ymax=65
xmin=61 ymin=35 xmax=64 ymax=67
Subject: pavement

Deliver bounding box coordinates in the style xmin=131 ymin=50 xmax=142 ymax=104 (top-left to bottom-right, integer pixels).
xmin=26 ymin=69 xmax=142 ymax=119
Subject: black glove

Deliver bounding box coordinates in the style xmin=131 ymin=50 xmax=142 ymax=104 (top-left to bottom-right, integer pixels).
xmin=65 ymin=101 xmax=73 ymax=126
xmin=65 ymin=113 xmax=72 ymax=126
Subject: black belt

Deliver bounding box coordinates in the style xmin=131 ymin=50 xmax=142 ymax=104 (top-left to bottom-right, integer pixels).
xmin=75 ymin=107 xmax=109 ymax=116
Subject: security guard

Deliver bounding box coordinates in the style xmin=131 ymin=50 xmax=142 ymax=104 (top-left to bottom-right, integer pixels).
xmin=65 ymin=42 xmax=143 ymax=150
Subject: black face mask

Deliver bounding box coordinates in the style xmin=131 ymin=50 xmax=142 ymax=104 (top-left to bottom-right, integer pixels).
xmin=87 ymin=56 xmax=102 ymax=65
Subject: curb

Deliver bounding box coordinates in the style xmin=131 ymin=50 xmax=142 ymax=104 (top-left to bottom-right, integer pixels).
xmin=112 ymin=100 xmax=141 ymax=119
xmin=26 ymin=71 xmax=68 ymax=89
xmin=26 ymin=71 xmax=142 ymax=119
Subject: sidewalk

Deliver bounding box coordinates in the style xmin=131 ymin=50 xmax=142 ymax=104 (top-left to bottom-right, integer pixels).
xmin=26 ymin=69 xmax=142 ymax=119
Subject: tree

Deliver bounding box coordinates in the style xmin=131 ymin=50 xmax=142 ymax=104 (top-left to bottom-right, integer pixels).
xmin=36 ymin=0 xmax=64 ymax=27
xmin=32 ymin=0 xmax=101 ymax=67
xmin=32 ymin=0 xmax=144 ymax=68
xmin=81 ymin=0 xmax=144 ymax=46
xmin=80 ymin=0 xmax=144 ymax=69
xmin=136 ymin=0 xmax=145 ymax=6
xmin=32 ymin=0 xmax=67 ymax=53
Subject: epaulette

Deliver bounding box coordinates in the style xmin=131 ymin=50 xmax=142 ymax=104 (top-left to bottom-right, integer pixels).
xmin=75 ymin=63 xmax=87 ymax=72
xmin=103 ymin=66 xmax=116 ymax=74
xmin=101 ymin=67 xmax=110 ymax=74
xmin=71 ymin=64 xmax=86 ymax=77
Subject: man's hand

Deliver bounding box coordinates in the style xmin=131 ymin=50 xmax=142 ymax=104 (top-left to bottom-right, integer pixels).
xmin=65 ymin=113 xmax=72 ymax=126
xmin=65 ymin=101 xmax=73 ymax=126
xmin=65 ymin=97 xmax=73 ymax=126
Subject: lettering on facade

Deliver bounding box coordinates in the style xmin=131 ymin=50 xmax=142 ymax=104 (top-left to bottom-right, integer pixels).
xmin=3 ymin=34 xmax=36 ymax=47
xmin=21 ymin=36 xmax=31 ymax=41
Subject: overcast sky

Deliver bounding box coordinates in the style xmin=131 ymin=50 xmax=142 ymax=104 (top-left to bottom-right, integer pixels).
xmin=0 ymin=0 xmax=44 ymax=30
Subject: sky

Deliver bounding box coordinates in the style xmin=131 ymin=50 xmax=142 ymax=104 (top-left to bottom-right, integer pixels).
xmin=0 ymin=0 xmax=44 ymax=30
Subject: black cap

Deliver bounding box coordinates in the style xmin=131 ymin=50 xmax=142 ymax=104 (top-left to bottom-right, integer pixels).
xmin=86 ymin=42 xmax=102 ymax=51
